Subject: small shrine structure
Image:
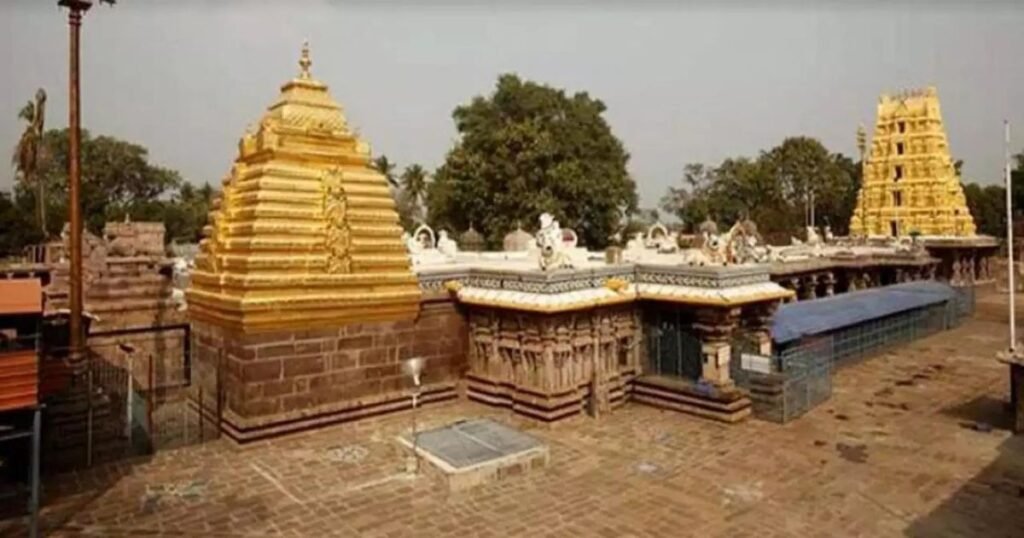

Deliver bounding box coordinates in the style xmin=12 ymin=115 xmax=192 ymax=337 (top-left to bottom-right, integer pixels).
xmin=187 ymin=44 xmax=461 ymax=442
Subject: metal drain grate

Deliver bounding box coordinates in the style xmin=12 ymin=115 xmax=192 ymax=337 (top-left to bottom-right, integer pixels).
xmin=413 ymin=419 xmax=542 ymax=470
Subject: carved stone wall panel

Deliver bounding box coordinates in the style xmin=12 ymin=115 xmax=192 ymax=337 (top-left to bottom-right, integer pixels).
xmin=465 ymin=304 xmax=641 ymax=420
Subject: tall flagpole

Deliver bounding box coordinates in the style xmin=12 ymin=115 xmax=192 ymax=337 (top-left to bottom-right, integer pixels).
xmin=1006 ymin=120 xmax=1015 ymax=352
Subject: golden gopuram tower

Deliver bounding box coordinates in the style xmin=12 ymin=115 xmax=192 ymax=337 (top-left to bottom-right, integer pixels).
xmin=849 ymin=87 xmax=976 ymax=237
xmin=187 ymin=45 xmax=468 ymax=442
xmin=188 ymin=43 xmax=421 ymax=331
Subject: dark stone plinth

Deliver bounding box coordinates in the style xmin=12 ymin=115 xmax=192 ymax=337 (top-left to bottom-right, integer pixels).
xmin=192 ymin=300 xmax=467 ymax=443
xmin=632 ymin=375 xmax=752 ymax=423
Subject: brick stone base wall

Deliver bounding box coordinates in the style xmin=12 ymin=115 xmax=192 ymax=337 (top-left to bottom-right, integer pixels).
xmin=192 ymin=300 xmax=467 ymax=443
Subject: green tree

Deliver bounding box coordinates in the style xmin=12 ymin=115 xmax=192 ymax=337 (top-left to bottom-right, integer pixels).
xmin=4 ymin=127 xmax=206 ymax=254
xmin=392 ymin=190 xmax=418 ymax=232
xmin=760 ymin=136 xmax=856 ymax=234
xmin=373 ymin=154 xmax=421 ymax=232
xmin=963 ymin=182 xmax=1006 ymax=237
xmin=0 ymin=191 xmax=41 ymax=258
xmin=372 ymin=154 xmax=398 ymax=188
xmin=155 ymin=181 xmax=218 ymax=244
xmin=1013 ymin=151 xmax=1024 ymax=216
xmin=31 ymin=128 xmax=182 ymax=236
xmin=619 ymin=207 xmax=661 ymax=243
xmin=661 ymin=137 xmax=858 ymax=241
xmin=428 ymin=74 xmax=637 ymax=248
xmin=11 ymin=89 xmax=48 ymax=236
xmin=826 ymin=153 xmax=862 ymax=236
xmin=400 ymin=164 xmax=429 ymax=221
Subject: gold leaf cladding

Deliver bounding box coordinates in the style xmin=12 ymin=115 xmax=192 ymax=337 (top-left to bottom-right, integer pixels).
xmin=187 ymin=43 xmax=421 ymax=331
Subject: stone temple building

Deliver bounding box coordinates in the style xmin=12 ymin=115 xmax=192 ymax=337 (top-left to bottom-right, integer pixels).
xmin=849 ymin=87 xmax=976 ymax=238
xmin=176 ymin=45 xmax=1000 ymax=444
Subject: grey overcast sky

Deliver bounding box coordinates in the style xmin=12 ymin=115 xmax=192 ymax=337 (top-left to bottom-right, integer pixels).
xmin=2 ymin=1 xmax=1022 ymax=206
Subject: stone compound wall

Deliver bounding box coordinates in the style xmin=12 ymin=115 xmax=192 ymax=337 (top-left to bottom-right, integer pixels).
xmin=193 ymin=299 xmax=467 ymax=443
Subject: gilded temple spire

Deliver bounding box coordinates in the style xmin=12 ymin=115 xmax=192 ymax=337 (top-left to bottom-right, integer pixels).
xmin=848 ymin=87 xmax=976 ymax=238
xmin=188 ymin=45 xmax=420 ymax=332
xmin=299 ymin=40 xmax=312 ymax=79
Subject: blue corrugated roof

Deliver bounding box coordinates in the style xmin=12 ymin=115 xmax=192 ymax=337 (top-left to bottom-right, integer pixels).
xmin=771 ymin=281 xmax=956 ymax=345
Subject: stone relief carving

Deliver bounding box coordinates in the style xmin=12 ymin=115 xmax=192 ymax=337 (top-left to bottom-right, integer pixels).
xmin=467 ymin=306 xmax=639 ymax=395
xmin=323 ymin=169 xmax=352 ymax=273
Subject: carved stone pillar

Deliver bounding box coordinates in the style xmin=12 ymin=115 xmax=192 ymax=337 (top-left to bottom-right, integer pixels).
xmin=741 ymin=301 xmax=778 ymax=357
xmin=541 ymin=321 xmax=555 ymax=392
xmin=693 ymin=307 xmax=741 ymax=387
xmin=630 ymin=308 xmax=643 ymax=371
xmin=846 ymin=269 xmax=859 ymax=292
xmin=822 ymin=271 xmax=836 ymax=297
xmin=801 ymin=276 xmax=817 ymax=301
xmin=780 ymin=277 xmax=799 ymax=303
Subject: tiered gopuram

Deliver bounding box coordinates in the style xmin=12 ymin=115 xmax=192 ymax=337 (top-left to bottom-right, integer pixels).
xmin=188 ymin=45 xmax=464 ymax=442
xmin=188 ymin=43 xmax=420 ymax=331
xmin=850 ymin=87 xmax=976 ymax=238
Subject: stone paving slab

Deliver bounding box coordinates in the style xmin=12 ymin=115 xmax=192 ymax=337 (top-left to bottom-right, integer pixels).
xmin=2 ymin=298 xmax=1024 ymax=537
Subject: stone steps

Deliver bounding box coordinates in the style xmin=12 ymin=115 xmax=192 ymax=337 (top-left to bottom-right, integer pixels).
xmin=632 ymin=376 xmax=752 ymax=423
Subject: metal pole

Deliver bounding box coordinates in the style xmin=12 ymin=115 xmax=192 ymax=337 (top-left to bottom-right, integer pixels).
xmin=411 ymin=390 xmax=420 ymax=475
xmin=61 ymin=0 xmax=92 ymax=467
xmin=1007 ymin=120 xmax=1016 ymax=352
xmin=30 ymin=406 xmax=41 ymax=538
xmin=63 ymin=0 xmax=89 ymax=373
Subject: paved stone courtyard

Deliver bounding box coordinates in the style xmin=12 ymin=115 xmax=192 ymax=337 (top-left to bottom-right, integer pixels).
xmin=4 ymin=299 xmax=1024 ymax=537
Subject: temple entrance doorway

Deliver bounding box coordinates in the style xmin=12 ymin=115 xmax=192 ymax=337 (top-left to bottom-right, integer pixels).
xmin=644 ymin=308 xmax=703 ymax=381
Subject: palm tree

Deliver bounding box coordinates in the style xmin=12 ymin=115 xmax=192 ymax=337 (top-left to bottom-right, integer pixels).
xmin=12 ymin=88 xmax=48 ymax=237
xmin=372 ymin=155 xmax=398 ymax=188
xmin=400 ymin=164 xmax=429 ymax=221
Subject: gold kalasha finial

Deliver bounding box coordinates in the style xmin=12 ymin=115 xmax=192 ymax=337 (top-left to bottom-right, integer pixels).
xmin=299 ymin=40 xmax=312 ymax=79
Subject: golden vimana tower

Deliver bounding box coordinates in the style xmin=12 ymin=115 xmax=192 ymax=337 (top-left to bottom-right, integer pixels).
xmin=187 ymin=43 xmax=421 ymax=332
xmin=849 ymin=86 xmax=976 ymax=237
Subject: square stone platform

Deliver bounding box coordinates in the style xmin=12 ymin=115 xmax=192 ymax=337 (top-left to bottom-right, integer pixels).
xmin=400 ymin=418 xmax=548 ymax=492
